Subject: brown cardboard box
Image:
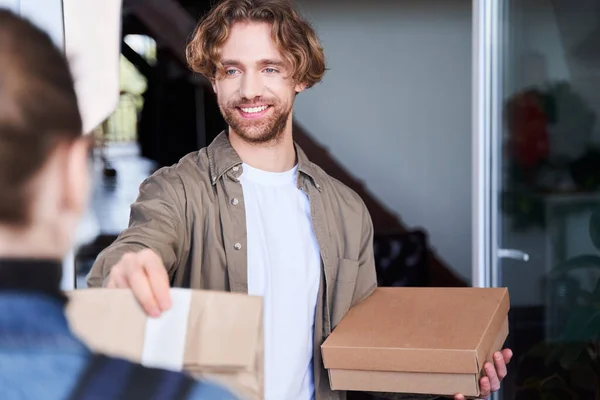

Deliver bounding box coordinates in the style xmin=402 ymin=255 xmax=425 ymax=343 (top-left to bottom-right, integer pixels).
xmin=321 ymin=287 xmax=510 ymax=398
xmin=65 ymin=288 xmax=263 ymax=400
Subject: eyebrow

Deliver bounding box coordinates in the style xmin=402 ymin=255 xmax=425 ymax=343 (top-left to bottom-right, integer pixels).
xmin=257 ymin=59 xmax=285 ymax=67
xmin=221 ymin=59 xmax=242 ymax=67
xmin=221 ymin=59 xmax=286 ymax=68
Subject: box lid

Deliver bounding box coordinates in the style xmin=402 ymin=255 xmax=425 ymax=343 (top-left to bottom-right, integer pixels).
xmin=321 ymin=287 xmax=510 ymax=375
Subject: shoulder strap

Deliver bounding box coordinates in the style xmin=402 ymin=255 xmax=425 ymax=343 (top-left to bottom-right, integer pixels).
xmin=68 ymin=353 xmax=197 ymax=400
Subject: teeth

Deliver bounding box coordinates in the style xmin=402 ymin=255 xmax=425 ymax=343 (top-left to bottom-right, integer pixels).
xmin=241 ymin=105 xmax=268 ymax=113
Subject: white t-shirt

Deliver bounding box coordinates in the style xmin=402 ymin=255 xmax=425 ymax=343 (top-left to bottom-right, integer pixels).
xmin=240 ymin=163 xmax=321 ymax=400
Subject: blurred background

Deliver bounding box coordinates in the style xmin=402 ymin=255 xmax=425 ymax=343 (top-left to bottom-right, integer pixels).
xmin=16 ymin=0 xmax=598 ymax=398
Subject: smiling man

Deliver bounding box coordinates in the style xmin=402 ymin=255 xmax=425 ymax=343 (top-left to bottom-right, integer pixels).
xmin=87 ymin=1 xmax=512 ymax=399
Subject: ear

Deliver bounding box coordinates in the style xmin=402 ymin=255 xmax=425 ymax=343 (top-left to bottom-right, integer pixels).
xmin=295 ymin=81 xmax=307 ymax=94
xmin=63 ymin=136 xmax=92 ymax=217
xmin=211 ymin=78 xmax=218 ymax=94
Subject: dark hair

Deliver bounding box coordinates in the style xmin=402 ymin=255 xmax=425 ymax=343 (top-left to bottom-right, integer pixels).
xmin=0 ymin=9 xmax=82 ymax=226
xmin=186 ymin=0 xmax=326 ymax=88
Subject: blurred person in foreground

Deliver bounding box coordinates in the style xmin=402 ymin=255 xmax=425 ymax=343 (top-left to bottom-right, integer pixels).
xmin=0 ymin=9 xmax=238 ymax=400
xmin=87 ymin=0 xmax=513 ymax=399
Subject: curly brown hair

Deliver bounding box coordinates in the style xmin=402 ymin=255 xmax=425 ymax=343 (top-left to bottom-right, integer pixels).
xmin=186 ymin=0 xmax=326 ymax=88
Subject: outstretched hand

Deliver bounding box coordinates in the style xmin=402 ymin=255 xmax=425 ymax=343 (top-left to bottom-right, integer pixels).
xmin=453 ymin=349 xmax=513 ymax=400
xmin=105 ymin=248 xmax=172 ymax=318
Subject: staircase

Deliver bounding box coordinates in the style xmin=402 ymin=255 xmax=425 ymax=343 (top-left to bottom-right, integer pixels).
xmin=120 ymin=0 xmax=466 ymax=287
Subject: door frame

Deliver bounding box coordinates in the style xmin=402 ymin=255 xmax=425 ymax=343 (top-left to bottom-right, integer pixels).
xmin=472 ymin=1 xmax=507 ymax=399
xmin=472 ymin=0 xmax=504 ymax=289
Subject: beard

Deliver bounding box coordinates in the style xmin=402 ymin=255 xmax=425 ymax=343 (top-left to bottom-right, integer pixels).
xmin=218 ymin=96 xmax=292 ymax=145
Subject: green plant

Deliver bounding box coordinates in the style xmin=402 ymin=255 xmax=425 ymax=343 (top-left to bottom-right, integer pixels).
xmin=516 ymin=209 xmax=600 ymax=399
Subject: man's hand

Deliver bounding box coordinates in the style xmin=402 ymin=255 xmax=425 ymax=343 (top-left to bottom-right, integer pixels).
xmin=105 ymin=248 xmax=172 ymax=318
xmin=454 ymin=349 xmax=513 ymax=400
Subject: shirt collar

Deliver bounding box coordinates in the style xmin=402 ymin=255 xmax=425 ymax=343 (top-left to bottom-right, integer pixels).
xmin=206 ymin=131 xmax=322 ymax=190
xmin=0 ymin=258 xmax=67 ymax=304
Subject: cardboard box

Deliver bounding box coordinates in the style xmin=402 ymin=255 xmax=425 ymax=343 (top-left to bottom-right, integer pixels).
xmin=321 ymin=287 xmax=510 ymax=398
xmin=65 ymin=288 xmax=263 ymax=400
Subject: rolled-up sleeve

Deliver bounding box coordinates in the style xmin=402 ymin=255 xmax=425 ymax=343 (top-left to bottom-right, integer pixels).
xmin=86 ymin=169 xmax=187 ymax=288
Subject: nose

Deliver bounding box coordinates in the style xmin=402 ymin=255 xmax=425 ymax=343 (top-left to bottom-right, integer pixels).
xmin=239 ymin=72 xmax=262 ymax=100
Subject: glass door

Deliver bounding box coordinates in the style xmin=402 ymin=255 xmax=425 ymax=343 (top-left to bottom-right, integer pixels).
xmin=474 ymin=0 xmax=600 ymax=399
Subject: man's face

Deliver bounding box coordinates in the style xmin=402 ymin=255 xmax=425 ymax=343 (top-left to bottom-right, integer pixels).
xmin=212 ymin=21 xmax=306 ymax=144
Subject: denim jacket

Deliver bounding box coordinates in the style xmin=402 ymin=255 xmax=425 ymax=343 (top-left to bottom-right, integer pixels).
xmin=0 ymin=291 xmax=237 ymax=399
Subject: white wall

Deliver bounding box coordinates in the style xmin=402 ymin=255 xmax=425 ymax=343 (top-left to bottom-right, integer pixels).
xmin=0 ymin=0 xmax=65 ymax=48
xmin=293 ymin=0 xmax=474 ymax=281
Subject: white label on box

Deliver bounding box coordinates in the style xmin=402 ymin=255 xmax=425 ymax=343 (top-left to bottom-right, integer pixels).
xmin=141 ymin=288 xmax=192 ymax=371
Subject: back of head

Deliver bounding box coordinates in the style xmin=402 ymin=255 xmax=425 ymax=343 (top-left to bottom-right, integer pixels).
xmin=186 ymin=0 xmax=326 ymax=88
xmin=0 ymin=9 xmax=82 ymax=227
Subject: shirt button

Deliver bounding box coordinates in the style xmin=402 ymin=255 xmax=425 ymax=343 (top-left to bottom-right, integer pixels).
xmin=232 ymin=165 xmax=240 ymax=172
xmin=231 ymin=198 xmax=239 ymax=206
xmin=234 ymin=243 xmax=242 ymax=250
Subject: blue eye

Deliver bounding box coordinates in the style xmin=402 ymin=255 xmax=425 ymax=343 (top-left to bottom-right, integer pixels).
xmin=225 ymin=69 xmax=238 ymax=75
xmin=264 ymin=68 xmax=277 ymax=74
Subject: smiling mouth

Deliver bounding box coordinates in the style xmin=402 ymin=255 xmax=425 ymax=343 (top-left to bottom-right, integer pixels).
xmin=239 ymin=105 xmax=269 ymax=113
xmin=236 ymin=105 xmax=272 ymax=118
